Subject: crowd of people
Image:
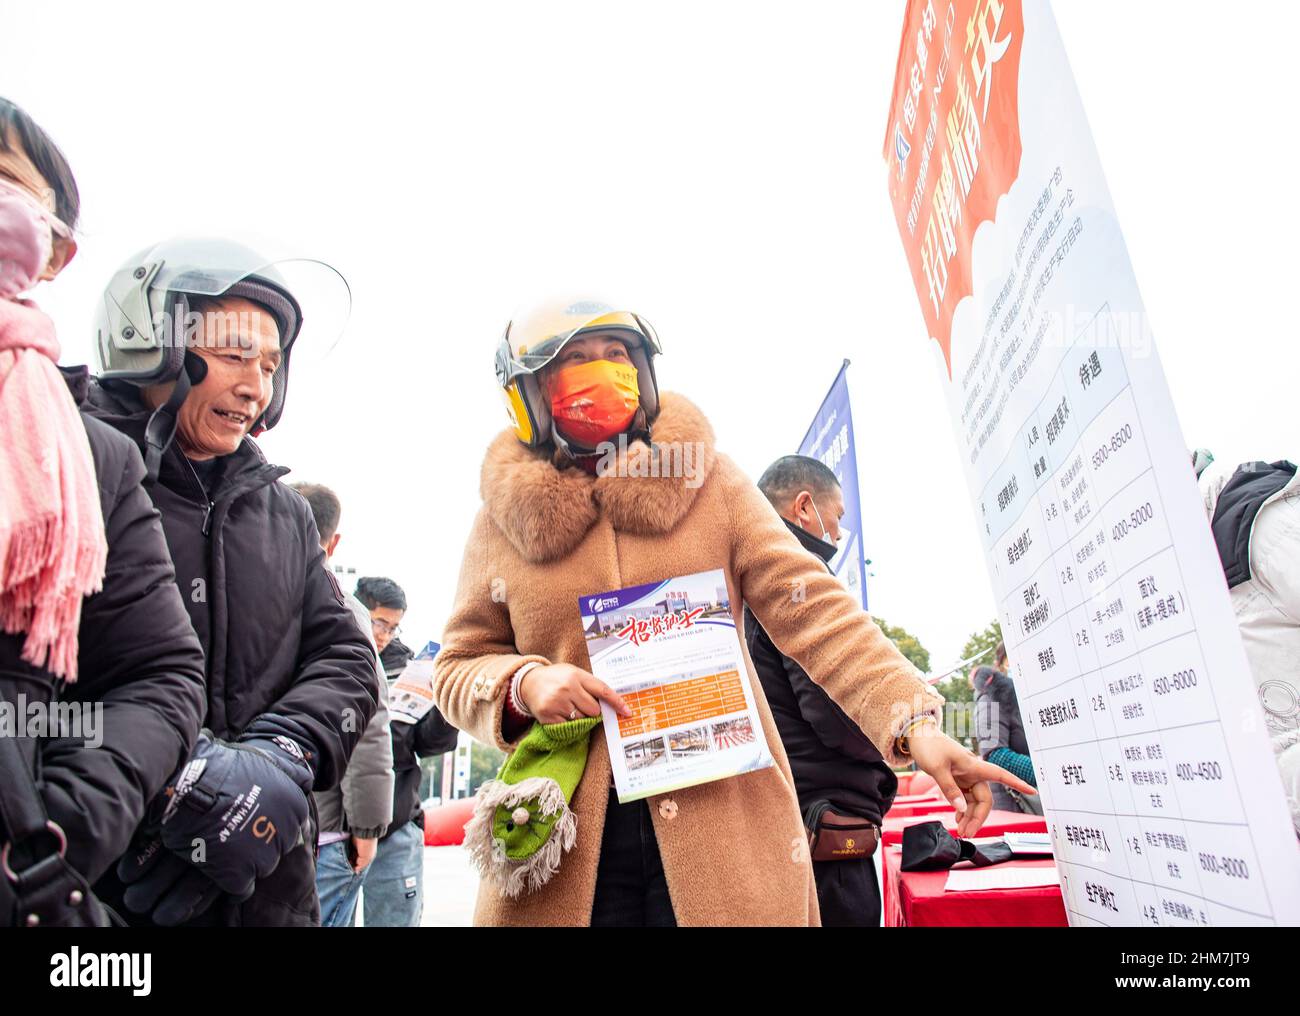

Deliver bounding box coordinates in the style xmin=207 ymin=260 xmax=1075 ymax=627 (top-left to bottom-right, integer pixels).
xmin=9 ymin=90 xmax=1289 ymax=931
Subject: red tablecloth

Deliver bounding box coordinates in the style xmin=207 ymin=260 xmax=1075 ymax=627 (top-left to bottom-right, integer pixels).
xmin=882 ymin=797 xmax=954 ymax=819
xmin=893 ymin=771 xmax=921 ymax=796
xmin=891 ymin=788 xmax=945 ymax=804
xmin=883 ymin=845 xmax=1067 ymax=927
xmin=879 ymin=810 xmax=1048 ymax=925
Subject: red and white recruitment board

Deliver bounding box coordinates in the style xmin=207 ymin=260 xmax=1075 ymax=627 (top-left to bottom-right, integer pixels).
xmin=884 ymin=0 xmax=1300 ymax=926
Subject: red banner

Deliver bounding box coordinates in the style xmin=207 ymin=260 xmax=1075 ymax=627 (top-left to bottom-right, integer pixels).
xmin=883 ymin=0 xmax=1024 ymax=376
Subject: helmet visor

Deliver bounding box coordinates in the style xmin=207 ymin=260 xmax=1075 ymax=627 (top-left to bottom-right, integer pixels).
xmin=135 ymin=236 xmax=352 ymax=367
xmin=501 ymin=300 xmax=661 ymax=381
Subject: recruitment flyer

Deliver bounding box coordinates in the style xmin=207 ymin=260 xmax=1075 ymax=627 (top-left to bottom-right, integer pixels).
xmin=884 ymin=0 xmax=1300 ymax=925
xmin=579 ymin=569 xmax=774 ymax=803
xmin=388 ymin=640 xmax=440 ymax=725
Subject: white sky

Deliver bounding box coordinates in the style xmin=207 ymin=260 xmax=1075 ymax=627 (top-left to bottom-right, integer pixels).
xmin=6 ymin=1 xmax=1297 ymax=671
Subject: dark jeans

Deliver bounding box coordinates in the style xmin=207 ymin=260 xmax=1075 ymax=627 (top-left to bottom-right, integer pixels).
xmin=590 ymin=788 xmax=677 ymax=927
xmin=812 ymin=857 xmax=882 ymax=927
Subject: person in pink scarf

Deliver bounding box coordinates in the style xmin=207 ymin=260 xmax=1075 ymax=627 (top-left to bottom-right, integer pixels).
xmin=0 ymin=110 xmax=94 ymax=675
xmin=0 ymin=98 xmax=206 ymax=928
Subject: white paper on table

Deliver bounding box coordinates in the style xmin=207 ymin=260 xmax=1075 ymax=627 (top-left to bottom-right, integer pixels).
xmin=945 ymin=865 xmax=1061 ymax=892
xmin=967 ymin=834 xmax=1052 ymax=857
xmin=1002 ymin=832 xmax=1054 ymax=855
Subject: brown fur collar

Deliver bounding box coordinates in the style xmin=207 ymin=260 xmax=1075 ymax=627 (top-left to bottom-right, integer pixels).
xmin=480 ymin=392 xmax=717 ymax=563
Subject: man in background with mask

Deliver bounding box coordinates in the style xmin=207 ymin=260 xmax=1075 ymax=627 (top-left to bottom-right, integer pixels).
xmin=743 ymin=455 xmax=897 ymax=927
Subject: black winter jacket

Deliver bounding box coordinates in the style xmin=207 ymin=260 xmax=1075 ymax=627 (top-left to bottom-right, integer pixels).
xmin=1209 ymin=460 xmax=1297 ymax=588
xmin=743 ymin=519 xmax=898 ymax=826
xmin=381 ymin=640 xmax=459 ymax=835
xmin=1 ymin=369 xmax=207 ymax=924
xmin=84 ymin=381 xmax=378 ymax=925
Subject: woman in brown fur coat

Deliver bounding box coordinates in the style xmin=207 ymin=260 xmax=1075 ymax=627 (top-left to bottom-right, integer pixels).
xmin=433 ymin=300 xmax=1032 ymax=926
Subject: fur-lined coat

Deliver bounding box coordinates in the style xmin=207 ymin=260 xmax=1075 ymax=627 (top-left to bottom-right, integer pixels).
xmin=434 ymin=393 xmax=942 ymax=926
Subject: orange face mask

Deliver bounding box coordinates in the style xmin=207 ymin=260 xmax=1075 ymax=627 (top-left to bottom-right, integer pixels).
xmin=548 ymin=359 xmax=641 ymax=447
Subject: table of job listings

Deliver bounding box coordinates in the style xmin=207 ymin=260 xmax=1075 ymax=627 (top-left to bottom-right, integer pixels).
xmin=980 ymin=309 xmax=1279 ymax=927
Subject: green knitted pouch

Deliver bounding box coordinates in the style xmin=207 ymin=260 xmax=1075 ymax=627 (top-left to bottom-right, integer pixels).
xmin=464 ymin=717 xmax=601 ymax=899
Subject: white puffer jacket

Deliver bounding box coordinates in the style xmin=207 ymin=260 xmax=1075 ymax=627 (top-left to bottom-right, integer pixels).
xmin=1201 ymin=463 xmax=1300 ymax=837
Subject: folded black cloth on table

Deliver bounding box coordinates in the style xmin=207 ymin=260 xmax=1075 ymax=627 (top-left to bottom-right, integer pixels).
xmin=900 ymin=820 xmax=1014 ymax=872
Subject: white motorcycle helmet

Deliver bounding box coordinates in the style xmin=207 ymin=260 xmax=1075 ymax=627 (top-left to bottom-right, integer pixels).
xmin=494 ymin=298 xmax=662 ymax=454
xmin=93 ymin=236 xmax=348 ymax=476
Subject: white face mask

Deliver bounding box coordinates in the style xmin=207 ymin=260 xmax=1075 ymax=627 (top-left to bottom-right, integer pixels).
xmin=805 ymin=495 xmax=836 ymax=547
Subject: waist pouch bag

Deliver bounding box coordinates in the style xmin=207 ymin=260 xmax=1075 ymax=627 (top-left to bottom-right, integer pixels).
xmin=900 ymin=820 xmax=1014 ymax=872
xmin=804 ymin=800 xmax=880 ymax=862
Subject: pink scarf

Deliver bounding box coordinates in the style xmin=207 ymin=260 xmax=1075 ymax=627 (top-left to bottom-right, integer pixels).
xmin=0 ymin=298 xmax=107 ymax=681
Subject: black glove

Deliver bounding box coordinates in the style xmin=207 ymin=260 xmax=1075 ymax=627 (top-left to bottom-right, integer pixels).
xmin=117 ymin=840 xmax=226 ymax=926
xmin=117 ymin=726 xmax=314 ymax=924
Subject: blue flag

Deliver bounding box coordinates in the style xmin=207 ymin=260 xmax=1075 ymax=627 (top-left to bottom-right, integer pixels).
xmin=797 ymin=361 xmax=868 ymax=610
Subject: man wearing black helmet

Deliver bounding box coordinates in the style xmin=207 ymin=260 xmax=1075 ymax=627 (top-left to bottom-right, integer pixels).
xmin=84 ymin=238 xmax=379 ymax=926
